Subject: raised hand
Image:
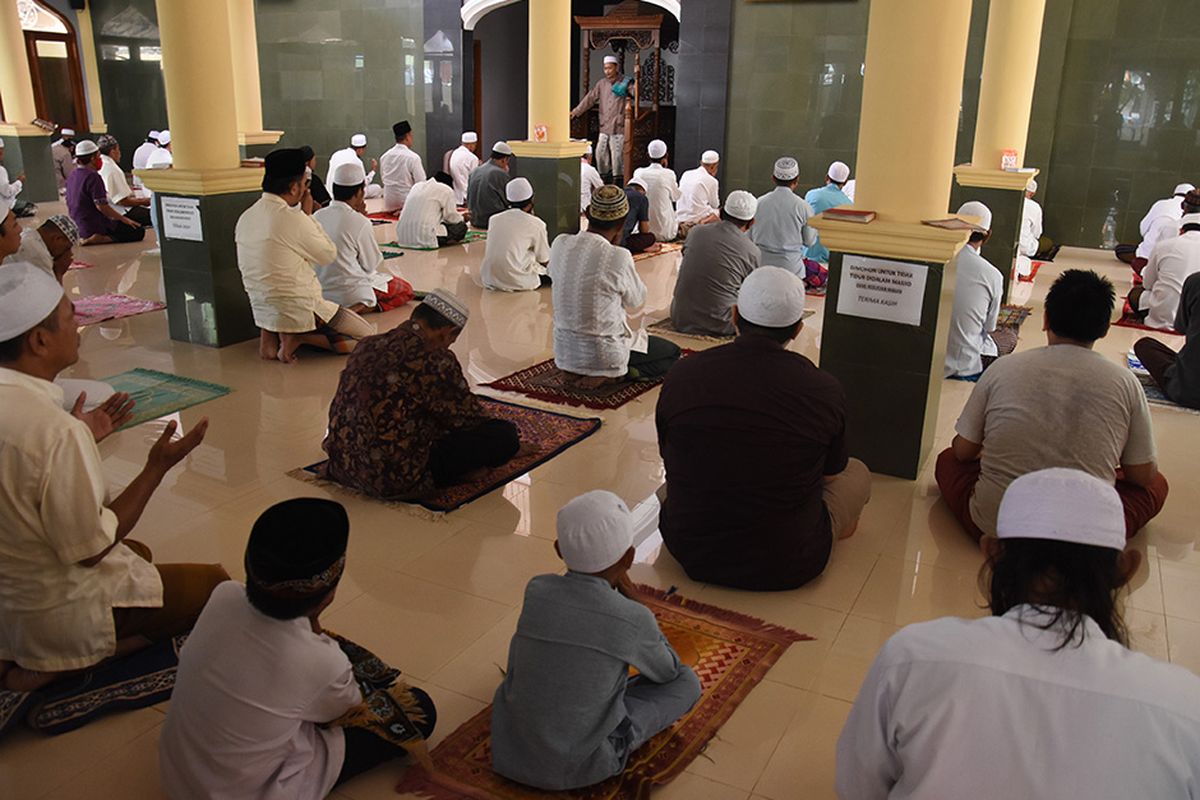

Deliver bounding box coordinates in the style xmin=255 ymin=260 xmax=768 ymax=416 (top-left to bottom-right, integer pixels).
xmin=146 ymin=417 xmax=209 ymax=474
xmin=72 ymin=391 xmax=135 ymax=443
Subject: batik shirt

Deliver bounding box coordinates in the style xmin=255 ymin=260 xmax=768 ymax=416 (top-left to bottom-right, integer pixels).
xmin=321 ymin=320 xmax=488 ymax=498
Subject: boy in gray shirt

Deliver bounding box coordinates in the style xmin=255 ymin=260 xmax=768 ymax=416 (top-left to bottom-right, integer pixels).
xmin=491 ymin=491 xmax=701 ymax=791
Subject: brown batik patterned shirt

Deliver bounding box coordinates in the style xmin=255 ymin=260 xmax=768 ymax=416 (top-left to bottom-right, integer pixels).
xmin=322 ymin=320 xmax=487 ymax=499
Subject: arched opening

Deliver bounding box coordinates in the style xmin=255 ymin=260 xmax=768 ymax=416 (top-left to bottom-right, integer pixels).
xmin=16 ymin=0 xmax=89 ymax=130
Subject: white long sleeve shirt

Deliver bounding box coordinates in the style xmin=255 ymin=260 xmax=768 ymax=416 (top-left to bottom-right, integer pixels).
xmin=676 ymin=166 xmax=719 ymax=225
xmin=98 ymin=154 xmax=136 ymax=213
xmin=379 ymin=143 xmax=426 ymax=210
xmin=480 ymin=208 xmax=551 ymax=292
xmin=836 ymin=605 xmax=1200 ymax=800
xmin=580 ymin=159 xmax=603 ymax=213
xmin=328 ymin=147 xmax=376 ymax=187
xmin=394 ymin=178 xmax=463 ymax=249
xmin=1139 ymin=229 xmax=1200 ymax=330
xmin=448 ymin=145 xmax=479 ymax=205
xmin=632 ymin=162 xmax=681 ymax=241
xmin=1140 ymin=194 xmax=1183 ymax=238
xmin=945 ymin=244 xmax=1002 ymax=378
xmin=0 ymin=164 xmax=22 ymax=200
xmin=312 ymin=200 xmax=389 ymax=308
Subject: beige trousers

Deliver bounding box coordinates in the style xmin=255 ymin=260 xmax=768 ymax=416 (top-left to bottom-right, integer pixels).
xmin=823 ymin=457 xmax=872 ymax=538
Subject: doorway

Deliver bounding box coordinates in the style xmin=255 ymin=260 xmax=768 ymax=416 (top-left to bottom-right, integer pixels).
xmin=17 ymin=0 xmax=89 ymax=131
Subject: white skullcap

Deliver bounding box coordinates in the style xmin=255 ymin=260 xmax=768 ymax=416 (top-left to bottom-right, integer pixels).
xmin=556 ymin=490 xmax=634 ymax=573
xmin=1174 ymin=182 xmax=1195 ymax=196
xmin=0 ymin=262 xmax=65 ymax=341
xmin=158 ymin=130 xmax=171 ymax=145
xmin=350 ymin=133 xmax=367 ymax=147
xmin=773 ymin=157 xmax=799 ymax=181
xmin=330 ymin=160 xmax=366 ymax=187
xmin=461 ymin=131 xmax=478 ymax=144
xmin=506 ymin=177 xmax=533 ymax=204
xmin=724 ymin=190 xmax=757 ymax=221
xmin=61 ymin=128 xmax=75 ymax=137
xmin=74 ymin=140 xmax=99 ymax=157
xmin=492 ymin=141 xmax=513 ymax=156
xmin=647 ymin=139 xmax=668 ymax=160
xmin=828 ymin=161 xmax=851 ymax=183
xmin=957 ymin=200 xmax=992 ymax=231
xmin=585 ymin=142 xmax=594 ymax=156
xmin=604 ymin=55 xmax=619 ymax=65
xmin=997 ymin=468 xmax=1126 ymax=551
xmin=627 ymin=176 xmax=648 ymax=191
xmin=1181 ymin=212 xmax=1200 ymax=227
xmin=0 ymin=138 xmax=5 ymax=148
xmin=149 ymin=129 xmax=160 ymax=139
xmin=737 ymin=266 xmax=805 ymax=327
xmin=1027 ymin=178 xmax=1038 ymax=194
xmin=420 ymin=289 xmax=469 ymax=328
xmin=701 ymin=149 xmax=720 ymax=165
xmin=0 ymin=196 xmax=10 ymax=221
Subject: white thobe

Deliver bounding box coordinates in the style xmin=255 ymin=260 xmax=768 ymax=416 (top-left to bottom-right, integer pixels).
xmin=98 ymin=154 xmax=137 ymax=214
xmin=1015 ymin=196 xmax=1043 ymax=277
xmin=6 ymin=228 xmax=53 ymax=273
xmin=751 ymin=186 xmax=818 ymax=275
xmin=328 ymin=147 xmax=381 ymax=199
xmin=0 ymin=164 xmax=22 ymax=200
xmin=632 ymin=163 xmax=681 ymax=241
xmin=676 ymin=166 xmax=719 ymax=225
xmin=1138 ymin=212 xmax=1182 ymax=261
xmin=448 ymin=145 xmax=479 ymax=205
xmin=145 ymin=148 xmax=173 ymax=169
xmin=1140 ymin=195 xmax=1183 ymax=238
xmin=837 ymin=605 xmax=1200 ymax=800
xmin=312 ymin=200 xmax=389 ymax=308
xmin=379 ymin=143 xmax=426 ymax=210
xmin=480 ymin=208 xmax=551 ymax=292
xmin=580 ymin=159 xmax=603 ymax=213
xmin=944 ymin=244 xmax=1002 ymax=378
xmin=1139 ymin=229 xmax=1200 ymax=330
xmin=394 ymin=178 xmax=463 ymax=249
xmin=549 ymin=231 xmax=647 ymax=377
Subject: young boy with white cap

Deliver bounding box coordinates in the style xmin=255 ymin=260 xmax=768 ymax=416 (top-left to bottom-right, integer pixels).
xmin=944 ymin=200 xmax=1012 ymax=379
xmin=631 ymin=139 xmax=681 ymax=242
xmin=480 ymin=177 xmax=551 ymax=292
xmin=803 ymin=160 xmax=852 ymax=264
xmin=838 ymin=467 xmax=1200 ymax=798
xmin=492 ymin=490 xmax=701 ymax=791
xmin=676 ymin=150 xmax=721 ymax=235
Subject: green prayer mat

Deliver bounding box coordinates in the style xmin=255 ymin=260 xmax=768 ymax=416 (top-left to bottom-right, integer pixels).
xmin=382 ymin=230 xmax=487 ymax=251
xmin=101 ymin=368 xmax=233 ymax=430
xmin=382 ymin=250 xmax=404 ymax=260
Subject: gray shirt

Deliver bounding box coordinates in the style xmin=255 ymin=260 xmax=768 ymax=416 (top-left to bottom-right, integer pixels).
xmin=670 ymin=220 xmax=760 ymax=335
xmin=751 ymin=186 xmax=818 ymax=276
xmin=466 ymin=161 xmax=511 ymax=229
xmin=491 ymin=572 xmax=684 ymax=791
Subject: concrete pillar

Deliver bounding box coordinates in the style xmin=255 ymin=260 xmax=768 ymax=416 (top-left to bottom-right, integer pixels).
xmin=0 ymin=0 xmax=56 ymax=201
xmin=0 ymin=0 xmax=38 ymax=124
xmin=226 ymin=0 xmax=282 ymax=156
xmin=75 ymin=6 xmax=107 ymax=133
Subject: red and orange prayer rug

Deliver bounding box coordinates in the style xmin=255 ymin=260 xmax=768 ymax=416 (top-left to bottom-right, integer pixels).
xmin=396 ymin=586 xmax=812 ymax=800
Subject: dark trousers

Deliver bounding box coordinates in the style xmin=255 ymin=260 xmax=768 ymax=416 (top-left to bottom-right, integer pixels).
xmin=1134 ymin=337 xmax=1179 ymax=394
xmin=105 ymin=219 xmax=147 ymax=243
xmin=428 ymin=418 xmax=521 ymax=486
xmin=935 ymin=447 xmax=1169 ymax=540
xmin=623 ymin=232 xmax=657 ymax=255
xmin=124 ymin=206 xmax=153 ymax=226
xmin=334 ymin=686 xmax=437 ymax=786
xmin=438 ymin=220 xmax=468 ymax=246
xmin=627 ymin=335 xmax=681 ymax=380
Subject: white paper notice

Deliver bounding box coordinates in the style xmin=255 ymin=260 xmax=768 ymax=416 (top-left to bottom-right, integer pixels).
xmin=836 ymin=254 xmax=928 ymax=326
xmin=160 ymin=196 xmax=203 ymax=242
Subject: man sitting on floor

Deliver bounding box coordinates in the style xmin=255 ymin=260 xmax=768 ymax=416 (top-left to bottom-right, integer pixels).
xmin=395 ymin=171 xmax=467 ymax=249
xmin=322 ymin=290 xmax=522 ymax=500
xmin=1133 ymin=189 xmax=1200 ymax=279
xmin=313 ymin=161 xmax=411 ymax=314
xmin=236 ymin=148 xmax=375 ymax=364
xmin=449 ymin=131 xmax=480 ymax=205
xmin=657 ymin=267 xmax=871 ymax=591
xmin=329 ymin=134 xmax=383 ymax=199
xmin=580 ymin=143 xmax=603 ymax=214
xmin=550 ymin=185 xmax=680 ymax=388
xmin=620 ymin=177 xmax=660 ymax=256
xmin=753 ymin=157 xmax=818 ymax=280
xmin=160 ymin=498 xmax=437 ymax=799
xmin=632 ymin=139 xmax=681 ymax=242
xmin=669 ymin=190 xmax=760 ymax=337
xmin=1135 ymin=272 xmax=1200 ymax=410
xmin=4 ymin=214 xmax=78 ymax=282
xmin=0 ymin=263 xmax=227 ymax=694
xmin=466 ymin=142 xmax=514 ymax=230
xmin=380 ymin=120 xmax=426 ymax=212
xmin=492 ymin=490 xmax=701 ymax=791
xmin=97 ymin=135 xmax=153 ymax=227
xmin=1128 ymin=212 xmax=1200 ymax=330
xmin=675 ymin=150 xmax=721 ymax=237
xmin=480 ymin=178 xmax=551 ymax=292
xmin=1016 ymin=178 xmax=1043 ymax=279
xmin=838 ymin=468 xmax=1200 ymax=799
xmin=66 ymin=140 xmax=146 ymax=246
xmin=936 ymin=269 xmax=1168 ymax=541
xmin=802 ymin=160 xmax=852 ymax=265
xmin=1123 ymin=182 xmax=1196 ymax=266
xmin=945 ymin=201 xmax=1014 ymax=380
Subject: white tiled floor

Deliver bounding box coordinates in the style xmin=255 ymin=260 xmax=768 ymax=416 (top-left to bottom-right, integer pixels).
xmin=5 ymin=202 xmax=1199 ymax=800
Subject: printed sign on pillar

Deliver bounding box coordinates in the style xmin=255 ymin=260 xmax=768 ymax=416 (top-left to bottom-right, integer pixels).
xmin=533 ymin=125 xmax=548 ymax=143
xmin=836 ymin=255 xmax=929 ymax=327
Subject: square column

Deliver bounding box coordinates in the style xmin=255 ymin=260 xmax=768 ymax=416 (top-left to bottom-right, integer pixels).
xmin=953 ymin=165 xmax=1038 ymax=303
xmin=508 ymin=140 xmax=589 ymax=241
xmin=0 ymin=126 xmax=56 ymax=202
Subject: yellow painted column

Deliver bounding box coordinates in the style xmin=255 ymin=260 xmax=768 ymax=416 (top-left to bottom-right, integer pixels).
xmin=527 ymin=0 xmax=570 ymax=143
xmin=75 ymin=6 xmax=107 ymax=133
xmin=971 ymin=0 xmax=1047 ymax=168
xmin=227 ymin=0 xmax=265 ymax=134
xmin=155 ymin=0 xmax=241 ymax=171
xmin=854 ymin=0 xmax=974 ymax=223
xmin=0 ymin=0 xmax=38 ymax=124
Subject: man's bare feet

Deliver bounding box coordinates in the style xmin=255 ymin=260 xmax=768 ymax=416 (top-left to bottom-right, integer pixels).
xmin=81 ymin=234 xmax=113 ymax=246
xmin=644 ymin=242 xmax=663 ymax=255
xmin=259 ymin=330 xmax=280 ymax=361
xmin=278 ymin=334 xmax=302 ymax=364
xmin=563 ymin=372 xmax=618 ymax=390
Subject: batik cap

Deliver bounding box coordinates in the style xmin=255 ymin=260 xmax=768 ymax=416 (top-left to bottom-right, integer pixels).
xmin=997 ymin=468 xmax=1125 ymax=551
xmin=47 ymin=214 xmax=79 ymax=246
xmin=737 ymin=266 xmax=805 ymax=327
xmin=773 ymin=157 xmax=799 ymax=181
xmin=958 ymin=200 xmax=993 ymax=231
xmin=557 ymin=491 xmax=634 ymax=573
xmin=589 ymin=184 xmax=629 ymax=221
xmin=245 ymin=498 xmax=349 ymax=598
xmin=421 ymin=289 xmax=469 ymax=328
xmin=0 ymin=262 xmax=65 ymax=341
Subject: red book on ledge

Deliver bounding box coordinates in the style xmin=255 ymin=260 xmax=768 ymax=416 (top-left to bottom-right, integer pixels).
xmin=822 ymin=208 xmax=876 ymax=224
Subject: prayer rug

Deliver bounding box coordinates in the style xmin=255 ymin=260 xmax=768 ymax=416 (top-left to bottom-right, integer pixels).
xmin=73 ymin=294 xmax=166 ymax=326
xmin=0 ymin=689 xmax=38 ymax=741
xmin=997 ymin=304 xmax=1033 ymax=329
xmin=368 ymin=210 xmax=400 ymax=222
xmin=395 ymin=585 xmax=813 ymax=800
xmin=27 ymin=634 xmax=187 ymax=735
xmin=1113 ymin=312 xmax=1182 ymax=336
xmin=1017 ymin=260 xmax=1043 ymax=283
xmin=646 ymin=317 xmax=734 ymax=344
xmin=383 ymin=249 xmax=405 ymax=259
xmin=806 ymin=284 xmax=827 ymax=298
xmin=483 ymin=352 xmax=693 ymax=411
xmin=1128 ymin=354 xmax=1200 ymax=416
xmin=289 ymin=398 xmax=601 ymax=514
xmin=101 ymin=368 xmax=232 ymax=430
xmin=68 ymin=259 xmax=94 ymax=270
xmin=384 ymin=230 xmax=488 ymax=251
xmin=631 ymin=242 xmax=683 ymax=262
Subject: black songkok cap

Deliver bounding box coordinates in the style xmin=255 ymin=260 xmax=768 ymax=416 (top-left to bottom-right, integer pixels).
xmin=263 ymin=148 xmax=309 ymax=181
xmin=393 ymin=120 xmax=412 ymax=139
xmin=245 ymin=498 xmax=349 ymax=596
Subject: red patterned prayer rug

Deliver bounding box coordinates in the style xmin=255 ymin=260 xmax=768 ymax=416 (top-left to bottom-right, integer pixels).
xmin=368 ymin=210 xmax=400 ymax=222
xmin=483 ymin=352 xmax=692 ymax=411
xmin=996 ymin=303 xmax=1033 ymax=330
xmin=1017 ymin=260 xmax=1042 ymax=283
xmin=68 ymin=259 xmax=94 ymax=270
xmin=395 ymin=586 xmax=812 ymax=800
xmin=73 ymin=294 xmax=166 ymax=326
xmin=289 ymin=398 xmax=601 ymax=514
xmin=1113 ymin=301 xmax=1183 ymax=335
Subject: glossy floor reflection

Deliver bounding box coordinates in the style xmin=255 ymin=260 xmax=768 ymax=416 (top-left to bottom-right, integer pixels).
xmin=5 ymin=203 xmax=1199 ymax=800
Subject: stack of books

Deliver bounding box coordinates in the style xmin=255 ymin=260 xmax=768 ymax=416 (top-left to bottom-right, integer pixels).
xmin=822 ymin=208 xmax=876 ymax=224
